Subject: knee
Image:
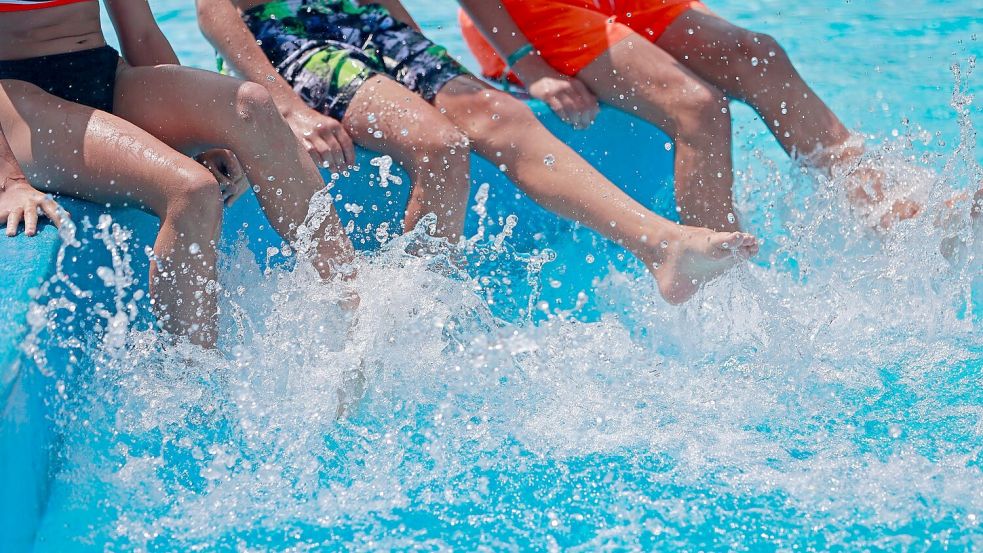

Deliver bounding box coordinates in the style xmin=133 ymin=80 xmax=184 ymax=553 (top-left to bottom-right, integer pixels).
xmin=458 ymin=89 xmax=539 ymax=143
xmin=669 ymin=83 xmax=731 ymax=140
xmin=234 ymin=81 xmax=279 ymax=124
xmin=739 ymin=31 xmax=790 ymax=70
xmin=164 ymin=167 xmax=224 ymax=233
xmin=412 ymin=121 xmax=470 ymax=165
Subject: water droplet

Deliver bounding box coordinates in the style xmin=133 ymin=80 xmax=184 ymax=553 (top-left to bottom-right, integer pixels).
xmin=373 ymin=131 xmax=383 ymax=138
xmin=400 ymin=128 xmax=409 ymax=136
xmin=660 ymin=240 xmax=669 ymax=249
xmin=664 ymin=142 xmax=673 ymax=151
xmin=750 ymin=57 xmax=759 ymax=67
xmin=727 ymin=212 xmax=736 ymax=224
xmin=267 ymin=176 xmax=276 ymax=182
xmin=543 ymin=154 xmax=556 ymax=166
xmin=888 ymin=424 xmax=902 ymax=439
xmin=367 ymin=113 xmax=377 ymax=123
xmin=188 ymin=243 xmax=201 ymax=255
xmin=585 ymin=254 xmax=595 ymax=264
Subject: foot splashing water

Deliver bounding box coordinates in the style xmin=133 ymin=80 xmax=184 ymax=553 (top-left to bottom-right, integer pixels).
xmin=22 ymin=68 xmax=983 ymax=551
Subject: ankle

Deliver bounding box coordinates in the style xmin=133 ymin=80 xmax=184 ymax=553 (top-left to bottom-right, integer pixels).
xmin=801 ymin=134 xmax=865 ymax=173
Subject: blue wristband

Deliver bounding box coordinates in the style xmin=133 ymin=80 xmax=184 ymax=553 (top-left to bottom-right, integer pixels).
xmin=506 ymin=43 xmax=535 ymax=69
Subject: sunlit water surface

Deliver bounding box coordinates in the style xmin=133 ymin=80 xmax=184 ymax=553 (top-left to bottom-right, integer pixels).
xmin=26 ymin=0 xmax=983 ymax=550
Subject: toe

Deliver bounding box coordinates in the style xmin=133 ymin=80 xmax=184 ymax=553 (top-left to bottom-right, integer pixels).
xmin=713 ymin=232 xmax=745 ymax=258
xmin=738 ymin=233 xmax=759 ymax=257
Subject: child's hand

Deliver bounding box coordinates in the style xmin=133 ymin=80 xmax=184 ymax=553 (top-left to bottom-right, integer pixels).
xmin=0 ymin=169 xmax=63 ymax=237
xmin=523 ymin=70 xmax=599 ymax=129
xmin=282 ymin=103 xmax=355 ymax=170
xmin=196 ymin=148 xmax=248 ymax=206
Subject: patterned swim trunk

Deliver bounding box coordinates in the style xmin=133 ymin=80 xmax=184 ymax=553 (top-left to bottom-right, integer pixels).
xmin=241 ymin=0 xmax=469 ymax=119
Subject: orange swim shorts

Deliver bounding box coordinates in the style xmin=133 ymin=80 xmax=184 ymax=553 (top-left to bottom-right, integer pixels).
xmin=460 ymin=0 xmax=705 ymax=82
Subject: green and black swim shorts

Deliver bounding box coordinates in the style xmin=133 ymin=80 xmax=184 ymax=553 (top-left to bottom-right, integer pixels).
xmin=240 ymin=0 xmax=469 ymax=119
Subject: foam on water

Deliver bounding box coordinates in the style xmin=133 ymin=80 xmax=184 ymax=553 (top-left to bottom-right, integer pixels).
xmin=23 ymin=50 xmax=983 ymax=553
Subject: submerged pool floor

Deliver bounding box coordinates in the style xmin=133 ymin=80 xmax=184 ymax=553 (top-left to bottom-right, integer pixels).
xmin=8 ymin=0 xmax=983 ymax=550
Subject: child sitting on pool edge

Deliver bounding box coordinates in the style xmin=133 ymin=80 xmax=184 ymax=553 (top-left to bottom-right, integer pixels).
xmin=196 ymin=0 xmax=759 ymax=305
xmin=0 ymin=0 xmax=358 ymax=347
xmin=458 ymin=0 xmax=925 ymax=232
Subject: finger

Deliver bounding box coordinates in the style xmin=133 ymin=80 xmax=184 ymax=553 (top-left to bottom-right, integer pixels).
xmin=309 ymin=136 xmax=335 ymax=169
xmin=567 ymin=95 xmax=590 ymax=129
xmin=557 ymin=94 xmax=584 ymax=129
xmin=304 ymin=138 xmax=326 ymax=167
xmin=23 ymin=201 xmax=39 ymax=236
xmin=226 ymin=154 xmax=246 ymax=182
xmin=39 ymin=197 xmax=63 ymax=228
xmin=562 ymin=92 xmax=590 ymax=129
xmin=571 ymin=79 xmax=598 ymax=105
xmin=6 ymin=207 xmax=23 ymax=237
xmin=572 ymin=81 xmax=600 ymax=125
xmin=547 ymin=96 xmax=573 ymax=126
xmin=214 ymin=153 xmax=232 ymax=178
xmin=225 ymin=180 xmax=249 ymax=207
xmin=209 ymin=169 xmax=232 ymax=200
xmin=571 ymin=93 xmax=595 ymax=128
xmin=324 ymin=138 xmax=346 ymax=170
xmin=335 ymin=127 xmax=356 ymax=167
xmin=317 ymin=126 xmax=346 ymax=169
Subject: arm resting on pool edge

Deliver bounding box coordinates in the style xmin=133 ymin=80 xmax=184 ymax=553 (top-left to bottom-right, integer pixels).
xmin=456 ymin=0 xmax=599 ymax=129
xmin=195 ymin=0 xmax=355 ymax=169
xmin=104 ymin=0 xmax=180 ymax=66
xmin=0 ymin=109 xmax=63 ymax=237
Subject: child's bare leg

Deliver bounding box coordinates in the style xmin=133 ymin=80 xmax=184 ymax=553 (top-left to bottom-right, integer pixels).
xmin=1 ymin=80 xmax=223 ymax=346
xmin=342 ymin=75 xmax=471 ymax=241
xmin=658 ymin=9 xmax=920 ymax=224
xmin=658 ymin=8 xmax=848 ymax=162
xmin=435 ymin=76 xmax=757 ymax=303
xmin=575 ymin=38 xmax=738 ymax=232
xmin=113 ymin=65 xmax=356 ymax=281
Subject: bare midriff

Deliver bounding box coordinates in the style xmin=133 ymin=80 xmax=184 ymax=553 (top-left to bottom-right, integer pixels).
xmin=0 ymin=1 xmax=104 ymax=61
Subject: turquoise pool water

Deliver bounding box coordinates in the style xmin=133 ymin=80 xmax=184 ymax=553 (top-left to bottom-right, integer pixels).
xmin=3 ymin=0 xmax=982 ymax=550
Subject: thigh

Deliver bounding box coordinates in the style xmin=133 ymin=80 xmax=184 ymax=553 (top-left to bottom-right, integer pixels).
xmin=576 ymin=33 xmax=719 ymax=129
xmin=1 ymin=79 xmax=205 ymax=217
xmin=112 ymin=63 xmax=258 ymax=155
xmin=342 ymin=74 xmax=458 ymax=153
xmin=655 ymin=8 xmax=762 ymax=96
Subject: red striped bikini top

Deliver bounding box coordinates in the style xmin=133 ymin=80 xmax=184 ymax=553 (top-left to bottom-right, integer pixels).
xmin=0 ymin=0 xmax=92 ymax=12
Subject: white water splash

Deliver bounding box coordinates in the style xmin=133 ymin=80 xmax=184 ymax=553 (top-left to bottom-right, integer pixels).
xmin=23 ymin=70 xmax=983 ymax=553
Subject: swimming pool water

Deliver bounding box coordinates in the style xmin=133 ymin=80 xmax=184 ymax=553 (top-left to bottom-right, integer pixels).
xmin=7 ymin=0 xmax=983 ymax=550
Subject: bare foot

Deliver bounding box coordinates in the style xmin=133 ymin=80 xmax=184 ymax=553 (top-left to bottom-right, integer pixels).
xmin=818 ymin=141 xmax=922 ymax=229
xmin=845 ymin=165 xmax=922 ymax=230
xmin=642 ymin=226 xmax=758 ymax=304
